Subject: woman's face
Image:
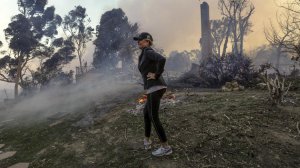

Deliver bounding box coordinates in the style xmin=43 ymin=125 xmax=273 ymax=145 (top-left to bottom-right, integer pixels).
xmin=138 ymin=39 xmax=150 ymax=49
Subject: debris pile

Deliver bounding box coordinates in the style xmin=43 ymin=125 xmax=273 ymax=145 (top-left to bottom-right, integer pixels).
xmin=221 ymin=81 xmax=245 ymax=92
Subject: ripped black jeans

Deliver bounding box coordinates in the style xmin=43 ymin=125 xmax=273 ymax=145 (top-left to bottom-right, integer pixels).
xmin=143 ymin=88 xmax=167 ymax=142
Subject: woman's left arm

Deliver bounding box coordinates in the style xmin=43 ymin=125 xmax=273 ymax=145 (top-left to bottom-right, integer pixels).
xmin=145 ymin=50 xmax=166 ymax=79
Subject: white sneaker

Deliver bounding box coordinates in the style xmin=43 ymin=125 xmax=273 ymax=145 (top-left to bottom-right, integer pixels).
xmin=152 ymin=146 xmax=173 ymax=156
xmin=144 ymin=139 xmax=152 ymax=150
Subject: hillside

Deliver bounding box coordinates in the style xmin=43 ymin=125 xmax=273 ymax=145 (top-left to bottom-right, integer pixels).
xmin=0 ymin=89 xmax=299 ymax=168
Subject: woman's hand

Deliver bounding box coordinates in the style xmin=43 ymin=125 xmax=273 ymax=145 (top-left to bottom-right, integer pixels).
xmin=147 ymin=72 xmax=156 ymax=80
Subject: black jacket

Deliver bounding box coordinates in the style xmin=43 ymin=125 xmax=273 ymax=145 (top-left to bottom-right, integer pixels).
xmin=138 ymin=47 xmax=167 ymax=90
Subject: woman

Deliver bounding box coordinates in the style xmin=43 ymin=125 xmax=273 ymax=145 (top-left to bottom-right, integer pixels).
xmin=133 ymin=32 xmax=172 ymax=156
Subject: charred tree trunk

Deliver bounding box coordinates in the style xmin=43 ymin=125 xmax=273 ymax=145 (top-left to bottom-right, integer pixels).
xmin=275 ymin=45 xmax=282 ymax=70
xmin=232 ymin=5 xmax=239 ymax=56
xmin=14 ymin=52 xmax=23 ymax=98
xmin=222 ymin=19 xmax=232 ymax=57
xmin=78 ymin=53 xmax=84 ymax=75
xmin=233 ymin=25 xmax=239 ymax=55
xmin=217 ymin=45 xmax=221 ymax=58
xmin=240 ymin=33 xmax=244 ymax=56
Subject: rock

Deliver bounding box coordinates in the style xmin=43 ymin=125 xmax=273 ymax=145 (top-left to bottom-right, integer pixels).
xmin=0 ymin=144 xmax=4 ymax=149
xmin=8 ymin=163 xmax=30 ymax=168
xmin=0 ymin=151 xmax=16 ymax=161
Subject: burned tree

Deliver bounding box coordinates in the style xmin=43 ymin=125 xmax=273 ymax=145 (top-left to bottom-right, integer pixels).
xmin=2 ymin=14 xmax=38 ymax=98
xmin=31 ymin=38 xmax=76 ymax=89
xmin=93 ymin=8 xmax=139 ymax=72
xmin=259 ymin=63 xmax=292 ymax=105
xmin=218 ymin=0 xmax=255 ymax=56
xmin=210 ymin=18 xmax=228 ymax=57
xmin=63 ymin=6 xmax=94 ymax=75
xmin=278 ymin=0 xmax=300 ymax=63
xmin=264 ymin=12 xmax=294 ymax=69
xmin=0 ymin=0 xmax=61 ymax=98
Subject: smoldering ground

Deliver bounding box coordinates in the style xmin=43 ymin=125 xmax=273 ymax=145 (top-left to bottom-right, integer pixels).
xmin=0 ymin=72 xmax=142 ymax=124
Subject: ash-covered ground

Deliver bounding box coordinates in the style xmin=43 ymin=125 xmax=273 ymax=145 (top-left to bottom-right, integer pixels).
xmin=0 ymin=87 xmax=299 ymax=168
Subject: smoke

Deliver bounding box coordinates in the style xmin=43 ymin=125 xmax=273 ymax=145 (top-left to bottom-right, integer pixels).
xmin=117 ymin=0 xmax=285 ymax=54
xmin=0 ymin=72 xmax=142 ymax=123
xmin=117 ymin=0 xmax=204 ymax=54
xmin=0 ymin=0 xmax=292 ymax=123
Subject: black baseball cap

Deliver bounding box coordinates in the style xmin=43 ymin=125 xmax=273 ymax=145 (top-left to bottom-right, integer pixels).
xmin=133 ymin=32 xmax=153 ymax=41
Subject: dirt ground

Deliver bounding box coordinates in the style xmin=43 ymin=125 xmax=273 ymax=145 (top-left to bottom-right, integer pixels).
xmin=0 ymin=89 xmax=299 ymax=168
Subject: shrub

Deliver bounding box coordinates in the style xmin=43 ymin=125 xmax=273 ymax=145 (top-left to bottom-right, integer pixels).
xmin=259 ymin=63 xmax=293 ymax=105
xmin=198 ymin=53 xmax=259 ymax=88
